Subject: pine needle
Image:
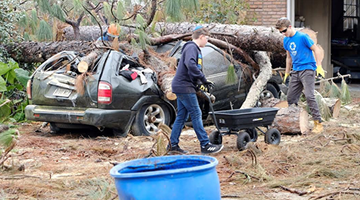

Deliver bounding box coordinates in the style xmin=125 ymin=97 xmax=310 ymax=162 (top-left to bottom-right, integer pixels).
xmin=329 ymin=80 xmax=341 ymax=98
xmin=324 ymin=80 xmax=332 ymax=96
xmin=319 ymin=80 xmax=331 ymax=97
xmin=340 ymin=78 xmax=351 ymax=105
xmin=314 ymin=91 xmax=332 ymax=121
xmin=37 ymin=20 xmax=53 ymax=41
xmin=226 ymin=64 xmax=237 ymax=85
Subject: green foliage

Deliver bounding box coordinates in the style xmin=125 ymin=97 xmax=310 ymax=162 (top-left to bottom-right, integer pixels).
xmin=134 ymin=15 xmax=150 ymax=50
xmin=329 ymin=80 xmax=341 ymax=98
xmin=0 ymin=128 xmax=18 ymax=149
xmin=319 ymin=80 xmax=331 ymax=96
xmin=135 ymin=29 xmax=150 ymax=50
xmin=37 ymin=20 xmax=53 ymax=41
xmin=103 ymin=2 xmax=113 ymax=23
xmin=136 ymin=14 xmax=147 ymax=30
xmin=51 ymin=4 xmax=66 ymax=22
xmin=165 ymin=0 xmax=183 ymax=21
xmin=116 ymin=1 xmax=125 ymax=21
xmin=73 ymin=0 xmax=84 ymax=13
xmin=182 ymin=0 xmax=199 ymax=11
xmin=29 ymin=10 xmax=39 ymax=34
xmin=38 ymin=0 xmax=52 ymax=13
xmin=340 ymin=79 xmax=351 ymax=105
xmin=315 ymin=91 xmax=332 ymax=121
xmin=0 ymin=61 xmax=30 ymax=122
xmin=186 ymin=0 xmax=251 ymax=24
xmin=19 ymin=12 xmax=29 ymax=28
xmin=226 ymin=64 xmax=237 ymax=85
xmin=0 ymin=0 xmax=24 ymax=45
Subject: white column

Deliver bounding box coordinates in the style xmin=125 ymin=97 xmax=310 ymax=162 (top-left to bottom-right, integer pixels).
xmin=287 ymin=0 xmax=295 ymax=25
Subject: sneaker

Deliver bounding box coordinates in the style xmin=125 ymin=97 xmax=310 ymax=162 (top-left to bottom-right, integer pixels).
xmin=167 ymin=144 xmax=188 ymax=154
xmin=201 ymin=143 xmax=223 ymax=154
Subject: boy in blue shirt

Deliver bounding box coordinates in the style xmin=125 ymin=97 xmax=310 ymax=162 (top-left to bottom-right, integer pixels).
xmin=275 ymin=18 xmax=324 ymax=134
xmin=169 ymin=26 xmax=223 ymax=154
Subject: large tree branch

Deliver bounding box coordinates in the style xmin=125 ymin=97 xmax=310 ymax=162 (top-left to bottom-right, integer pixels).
xmin=208 ymin=38 xmax=259 ymax=71
xmin=146 ymin=0 xmax=157 ymax=27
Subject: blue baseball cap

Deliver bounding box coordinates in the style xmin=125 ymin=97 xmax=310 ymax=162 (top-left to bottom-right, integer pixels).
xmin=193 ymin=25 xmax=204 ymax=31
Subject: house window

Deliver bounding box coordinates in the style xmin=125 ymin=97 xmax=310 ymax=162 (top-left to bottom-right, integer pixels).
xmin=344 ymin=0 xmax=360 ymax=31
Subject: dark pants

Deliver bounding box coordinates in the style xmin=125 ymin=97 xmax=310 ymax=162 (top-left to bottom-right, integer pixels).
xmin=287 ymin=70 xmax=321 ymax=121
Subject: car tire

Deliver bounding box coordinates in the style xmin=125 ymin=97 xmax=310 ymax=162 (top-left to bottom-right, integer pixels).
xmin=260 ymin=84 xmax=279 ymax=102
xmin=131 ymin=104 xmax=170 ymax=136
xmin=50 ymin=123 xmax=61 ymax=133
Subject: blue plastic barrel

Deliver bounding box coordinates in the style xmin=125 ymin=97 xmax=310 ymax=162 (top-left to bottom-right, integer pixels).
xmin=110 ymin=155 xmax=221 ymax=200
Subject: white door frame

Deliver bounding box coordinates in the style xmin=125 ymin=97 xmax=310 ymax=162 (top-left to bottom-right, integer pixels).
xmin=287 ymin=0 xmax=295 ymax=24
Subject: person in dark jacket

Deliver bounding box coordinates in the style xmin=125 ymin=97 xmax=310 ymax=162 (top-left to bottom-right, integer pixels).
xmin=169 ymin=26 xmax=223 ymax=154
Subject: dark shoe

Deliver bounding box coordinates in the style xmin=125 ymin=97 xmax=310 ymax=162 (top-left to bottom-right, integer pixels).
xmin=201 ymin=143 xmax=223 ymax=154
xmin=167 ymin=144 xmax=188 ymax=154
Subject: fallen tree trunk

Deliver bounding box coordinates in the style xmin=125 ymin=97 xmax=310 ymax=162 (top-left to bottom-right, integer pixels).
xmin=262 ymin=98 xmax=310 ymax=135
xmin=322 ymin=98 xmax=341 ymax=119
xmin=240 ymin=51 xmax=272 ymax=109
xmin=63 ymin=23 xmax=286 ymax=53
xmin=3 ymin=41 xmax=93 ymax=63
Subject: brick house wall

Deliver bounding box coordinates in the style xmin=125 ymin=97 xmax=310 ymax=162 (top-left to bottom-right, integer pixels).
xmin=246 ymin=0 xmax=287 ymax=27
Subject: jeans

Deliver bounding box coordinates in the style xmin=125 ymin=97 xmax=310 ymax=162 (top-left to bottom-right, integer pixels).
xmin=170 ymin=93 xmax=210 ymax=146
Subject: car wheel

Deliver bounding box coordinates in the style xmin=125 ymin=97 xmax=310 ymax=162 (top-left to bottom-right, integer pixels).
xmin=260 ymin=84 xmax=279 ymax=101
xmin=236 ymin=131 xmax=251 ymax=151
xmin=131 ymin=104 xmax=170 ymax=136
xmin=50 ymin=123 xmax=61 ymax=133
xmin=265 ymin=128 xmax=281 ymax=145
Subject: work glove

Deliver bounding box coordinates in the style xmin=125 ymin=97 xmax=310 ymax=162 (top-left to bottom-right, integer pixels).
xmin=204 ymin=80 xmax=215 ymax=91
xmin=316 ymin=65 xmax=325 ymax=78
xmin=199 ymin=84 xmax=208 ymax=92
xmin=283 ymin=73 xmax=289 ymax=84
xmin=205 ymin=80 xmax=214 ymax=87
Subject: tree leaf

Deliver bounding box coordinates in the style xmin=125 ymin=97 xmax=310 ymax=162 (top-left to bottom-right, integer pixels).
xmin=0 ymin=128 xmax=17 ymax=148
xmin=0 ymin=99 xmax=11 ymax=121
xmin=0 ymin=62 xmax=11 ymax=76
xmin=7 ymin=70 xmax=16 ymax=84
xmin=14 ymin=68 xmax=30 ymax=87
xmin=0 ymin=76 xmax=6 ymax=92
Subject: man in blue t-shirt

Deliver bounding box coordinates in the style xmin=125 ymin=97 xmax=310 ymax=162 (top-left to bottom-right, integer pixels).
xmin=275 ymin=17 xmax=324 ymax=134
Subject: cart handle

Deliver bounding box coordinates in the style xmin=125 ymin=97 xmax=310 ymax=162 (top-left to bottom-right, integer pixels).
xmin=200 ymin=90 xmax=221 ymax=132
